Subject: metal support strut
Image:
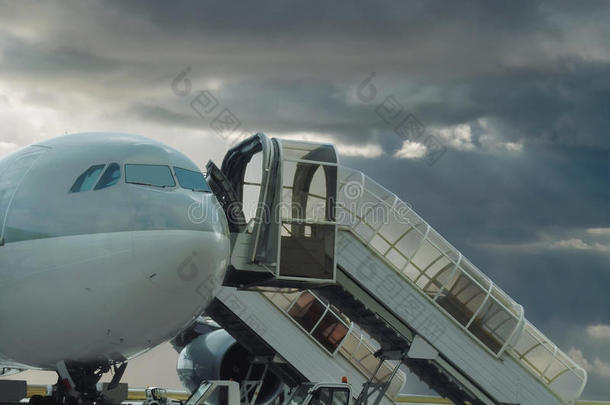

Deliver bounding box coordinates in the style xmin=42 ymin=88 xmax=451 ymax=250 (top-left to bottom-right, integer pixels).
xmin=354 ymin=351 xmax=405 ymax=405
xmin=240 ymin=357 xmax=271 ymax=405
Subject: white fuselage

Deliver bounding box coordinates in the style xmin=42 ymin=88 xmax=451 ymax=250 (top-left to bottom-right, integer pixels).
xmin=0 ymin=133 xmax=230 ymax=370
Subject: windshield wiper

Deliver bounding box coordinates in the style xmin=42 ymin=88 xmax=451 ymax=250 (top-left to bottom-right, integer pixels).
xmin=128 ymin=182 xmax=172 ymax=188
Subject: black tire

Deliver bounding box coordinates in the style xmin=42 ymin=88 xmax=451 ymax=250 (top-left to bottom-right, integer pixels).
xmin=28 ymin=396 xmax=44 ymax=405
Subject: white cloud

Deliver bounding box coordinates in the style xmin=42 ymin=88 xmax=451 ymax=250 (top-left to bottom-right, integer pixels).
xmin=0 ymin=84 xmax=67 ymax=155
xmin=278 ymin=131 xmax=384 ymax=159
xmin=480 ymin=230 xmax=610 ymax=255
xmin=550 ymin=238 xmax=610 ymax=253
xmin=479 ymin=133 xmax=524 ymax=152
xmin=393 ymin=140 xmax=427 ymax=159
xmin=588 ymin=228 xmax=610 ymax=235
xmin=503 ymin=141 xmax=524 ymax=152
xmin=0 ymin=141 xmax=18 ymax=157
xmin=595 ymin=358 xmax=610 ymax=378
xmin=551 ymin=238 xmax=595 ymax=250
xmin=587 ymin=324 xmax=610 ymax=340
xmin=478 ymin=118 xmax=524 ymax=153
xmin=568 ymin=348 xmax=610 ymax=379
xmin=337 ymin=143 xmax=383 ymax=158
xmin=548 ymin=228 xmax=610 ymax=253
xmin=433 ymin=120 xmax=524 ymax=154
xmin=435 ymin=123 xmax=475 ymax=151
xmin=568 ymin=348 xmax=592 ymax=371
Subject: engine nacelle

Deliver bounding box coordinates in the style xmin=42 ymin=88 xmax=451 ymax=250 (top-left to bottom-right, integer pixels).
xmin=177 ymin=329 xmax=283 ymax=405
xmin=0 ymin=368 xmax=23 ymax=377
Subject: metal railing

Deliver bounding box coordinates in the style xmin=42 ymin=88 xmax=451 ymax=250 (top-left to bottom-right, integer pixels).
xmin=334 ymin=166 xmax=587 ymax=404
xmin=262 ymin=289 xmax=406 ymax=398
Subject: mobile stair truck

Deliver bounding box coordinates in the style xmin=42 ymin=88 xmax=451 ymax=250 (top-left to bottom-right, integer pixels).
xmin=180 ymin=380 xmax=354 ymax=405
xmin=203 ymin=133 xmax=588 ymax=405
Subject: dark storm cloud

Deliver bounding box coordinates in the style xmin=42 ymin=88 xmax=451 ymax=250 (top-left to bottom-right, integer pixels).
xmin=131 ymin=104 xmax=201 ymax=128
xmin=0 ymin=34 xmax=119 ymax=76
xmin=421 ymin=62 xmax=610 ymax=149
xmin=182 ymin=79 xmax=379 ymax=142
xmin=108 ymin=0 xmax=546 ymax=38
xmin=132 ymin=62 xmax=610 ymax=151
xmin=1 ymin=0 xmax=609 ymax=151
xmin=343 ymin=144 xmax=608 ymax=265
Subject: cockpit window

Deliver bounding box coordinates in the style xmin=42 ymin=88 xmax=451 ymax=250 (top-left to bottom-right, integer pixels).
xmin=94 ymin=163 xmax=121 ymax=190
xmin=125 ymin=164 xmax=176 ymax=188
xmin=174 ymin=167 xmax=211 ymax=192
xmin=70 ymin=164 xmax=106 ymax=193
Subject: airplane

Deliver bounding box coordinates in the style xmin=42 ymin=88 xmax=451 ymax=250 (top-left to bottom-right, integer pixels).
xmin=0 ymin=132 xmax=598 ymax=405
xmin=0 ymin=133 xmax=232 ymax=403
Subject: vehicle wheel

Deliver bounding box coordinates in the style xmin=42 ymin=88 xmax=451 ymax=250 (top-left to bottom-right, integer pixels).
xmin=29 ymin=396 xmax=44 ymax=405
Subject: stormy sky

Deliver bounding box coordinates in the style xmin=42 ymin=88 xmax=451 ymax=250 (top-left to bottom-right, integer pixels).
xmin=0 ymin=0 xmax=608 ymax=400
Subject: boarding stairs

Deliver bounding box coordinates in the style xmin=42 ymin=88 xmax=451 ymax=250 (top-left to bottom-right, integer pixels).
xmin=205 ymin=286 xmax=406 ymax=405
xmin=205 ymin=133 xmax=587 ymax=405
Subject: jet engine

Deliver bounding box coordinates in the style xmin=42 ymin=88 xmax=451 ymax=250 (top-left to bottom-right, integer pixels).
xmin=176 ymin=329 xmax=283 ymax=405
xmin=0 ymin=367 xmax=23 ymax=377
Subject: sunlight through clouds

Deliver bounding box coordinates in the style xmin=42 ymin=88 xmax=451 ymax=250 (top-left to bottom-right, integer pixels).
xmin=279 ymin=131 xmax=384 ymax=158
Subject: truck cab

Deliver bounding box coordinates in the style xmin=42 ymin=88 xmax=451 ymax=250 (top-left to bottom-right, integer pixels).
xmin=183 ymin=381 xmax=240 ymax=405
xmin=184 ymin=381 xmax=352 ymax=405
xmin=284 ymin=383 xmax=352 ymax=405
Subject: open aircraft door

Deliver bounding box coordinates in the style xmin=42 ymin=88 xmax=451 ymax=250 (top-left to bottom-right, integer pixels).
xmin=206 ymin=133 xmax=338 ymax=288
